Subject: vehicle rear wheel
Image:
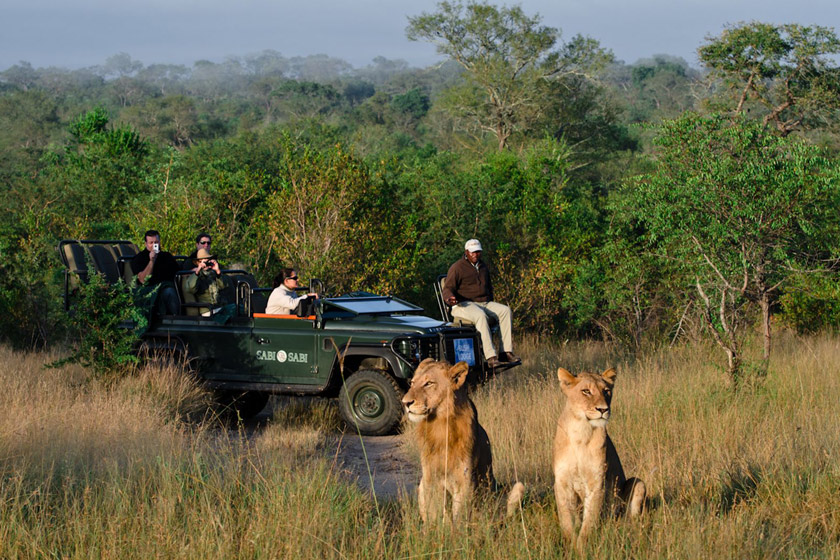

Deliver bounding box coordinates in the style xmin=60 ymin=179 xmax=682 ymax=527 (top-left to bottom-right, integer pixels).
xmin=338 ymin=369 xmax=404 ymax=436
xmin=216 ymin=390 xmax=270 ymax=421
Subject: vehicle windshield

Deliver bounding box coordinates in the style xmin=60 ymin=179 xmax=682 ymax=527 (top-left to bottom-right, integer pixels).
xmin=322 ymin=295 xmax=423 ymax=316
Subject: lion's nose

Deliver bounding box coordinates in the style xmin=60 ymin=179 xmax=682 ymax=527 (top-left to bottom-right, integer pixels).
xmin=596 ymin=406 xmax=609 ymax=415
xmin=402 ymin=397 xmax=413 ymax=407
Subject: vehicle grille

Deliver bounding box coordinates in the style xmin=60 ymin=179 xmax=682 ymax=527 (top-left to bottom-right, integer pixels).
xmin=418 ymin=337 xmax=441 ymax=361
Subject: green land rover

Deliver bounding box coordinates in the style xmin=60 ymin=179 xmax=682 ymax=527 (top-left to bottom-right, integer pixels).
xmin=58 ymin=239 xmax=515 ymax=435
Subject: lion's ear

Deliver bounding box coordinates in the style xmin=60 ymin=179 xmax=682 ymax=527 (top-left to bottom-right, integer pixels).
xmin=557 ymin=367 xmax=577 ymax=387
xmin=449 ymin=361 xmax=469 ymax=389
xmin=601 ymin=367 xmax=617 ymax=386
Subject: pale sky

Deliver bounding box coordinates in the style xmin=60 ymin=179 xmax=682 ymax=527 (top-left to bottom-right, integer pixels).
xmin=2 ymin=0 xmax=838 ymax=71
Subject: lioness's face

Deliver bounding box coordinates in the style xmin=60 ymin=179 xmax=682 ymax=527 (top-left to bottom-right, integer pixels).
xmin=402 ymin=359 xmax=468 ymax=423
xmin=558 ymin=367 xmax=616 ymax=427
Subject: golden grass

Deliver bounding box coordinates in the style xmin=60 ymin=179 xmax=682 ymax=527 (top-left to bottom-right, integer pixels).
xmin=3 ymin=332 xmax=840 ymax=558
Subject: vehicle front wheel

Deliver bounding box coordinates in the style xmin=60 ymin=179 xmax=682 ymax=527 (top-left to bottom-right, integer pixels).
xmin=338 ymin=369 xmax=404 ymax=436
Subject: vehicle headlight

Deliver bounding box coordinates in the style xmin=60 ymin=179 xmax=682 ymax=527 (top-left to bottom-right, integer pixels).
xmin=394 ymin=338 xmax=421 ymax=363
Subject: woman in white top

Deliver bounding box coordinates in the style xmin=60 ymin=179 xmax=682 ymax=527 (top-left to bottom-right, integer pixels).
xmin=265 ymin=268 xmax=318 ymax=315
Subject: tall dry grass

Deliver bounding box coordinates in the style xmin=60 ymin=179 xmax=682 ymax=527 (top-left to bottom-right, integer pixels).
xmin=2 ymin=333 xmax=840 ymax=558
xmin=474 ymin=332 xmax=840 ymax=558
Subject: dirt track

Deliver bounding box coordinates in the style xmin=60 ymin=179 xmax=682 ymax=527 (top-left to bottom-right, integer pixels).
xmin=246 ymin=398 xmax=419 ymax=500
xmin=331 ymin=433 xmax=418 ymax=500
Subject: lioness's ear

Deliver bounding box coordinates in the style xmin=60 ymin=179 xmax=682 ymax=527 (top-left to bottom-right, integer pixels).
xmin=449 ymin=361 xmax=469 ymax=389
xmin=557 ymin=367 xmax=577 ymax=386
xmin=601 ymin=367 xmax=617 ymax=386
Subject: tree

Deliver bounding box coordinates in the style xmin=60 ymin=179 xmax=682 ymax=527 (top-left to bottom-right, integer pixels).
xmin=621 ymin=55 xmax=700 ymax=122
xmin=624 ymin=113 xmax=840 ymax=383
xmin=47 ymin=108 xmax=152 ymax=236
xmin=699 ymin=22 xmax=840 ymax=135
xmin=407 ymin=1 xmax=612 ymax=150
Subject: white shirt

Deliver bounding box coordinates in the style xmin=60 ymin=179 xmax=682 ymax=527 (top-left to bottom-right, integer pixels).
xmin=265 ymin=286 xmax=308 ymax=315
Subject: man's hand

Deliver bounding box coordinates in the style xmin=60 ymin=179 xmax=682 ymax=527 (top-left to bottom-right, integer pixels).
xmin=446 ymin=296 xmax=457 ymax=306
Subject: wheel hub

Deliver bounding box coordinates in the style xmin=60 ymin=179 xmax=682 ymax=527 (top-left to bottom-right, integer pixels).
xmin=355 ymin=387 xmax=384 ymax=418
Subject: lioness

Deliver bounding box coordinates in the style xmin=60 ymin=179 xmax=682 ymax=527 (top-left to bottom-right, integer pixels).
xmin=402 ymin=358 xmax=524 ymax=522
xmin=553 ymin=366 xmax=645 ymax=548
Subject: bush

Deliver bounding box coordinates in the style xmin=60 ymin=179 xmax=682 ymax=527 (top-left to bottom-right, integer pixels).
xmin=52 ymin=272 xmax=147 ymax=378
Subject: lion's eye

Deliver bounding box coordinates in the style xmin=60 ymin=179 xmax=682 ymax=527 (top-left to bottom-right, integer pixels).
xmin=424 ymin=381 xmax=435 ymax=387
xmin=581 ymin=389 xmax=591 ymax=396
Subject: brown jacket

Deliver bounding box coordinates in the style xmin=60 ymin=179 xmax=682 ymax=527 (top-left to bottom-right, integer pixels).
xmin=443 ymin=256 xmax=493 ymax=303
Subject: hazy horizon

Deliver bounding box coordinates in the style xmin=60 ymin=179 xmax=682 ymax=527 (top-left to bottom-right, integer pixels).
xmin=3 ymin=0 xmax=838 ymax=72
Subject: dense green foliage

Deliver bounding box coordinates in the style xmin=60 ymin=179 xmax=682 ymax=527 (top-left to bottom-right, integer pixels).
xmin=622 ymin=113 xmax=840 ymax=381
xmin=2 ymin=9 xmax=840 ymax=380
xmin=51 ymin=271 xmax=148 ymax=376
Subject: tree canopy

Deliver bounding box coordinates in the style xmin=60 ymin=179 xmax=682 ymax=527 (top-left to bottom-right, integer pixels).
xmin=623 ymin=113 xmax=840 ymax=382
xmin=407 ymin=1 xmax=612 ymax=150
xmin=699 ymin=22 xmax=840 ymax=135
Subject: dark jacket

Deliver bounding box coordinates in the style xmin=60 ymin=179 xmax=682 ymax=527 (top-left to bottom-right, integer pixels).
xmin=443 ymin=256 xmax=493 ymax=303
xmin=131 ymin=249 xmax=179 ymax=286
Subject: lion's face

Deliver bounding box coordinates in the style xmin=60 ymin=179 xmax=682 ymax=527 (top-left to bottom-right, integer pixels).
xmin=557 ymin=367 xmax=616 ymax=427
xmin=402 ymin=359 xmax=468 ymax=423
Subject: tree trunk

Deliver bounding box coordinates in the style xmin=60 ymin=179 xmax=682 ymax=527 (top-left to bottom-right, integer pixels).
xmin=759 ymin=292 xmax=772 ymax=367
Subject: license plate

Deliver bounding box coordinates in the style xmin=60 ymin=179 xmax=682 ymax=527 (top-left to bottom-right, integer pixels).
xmin=453 ymin=338 xmax=475 ymax=366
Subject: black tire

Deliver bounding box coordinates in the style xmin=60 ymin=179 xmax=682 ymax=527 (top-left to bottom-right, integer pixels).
xmin=216 ymin=390 xmax=270 ymax=421
xmin=338 ymin=369 xmax=404 ymax=436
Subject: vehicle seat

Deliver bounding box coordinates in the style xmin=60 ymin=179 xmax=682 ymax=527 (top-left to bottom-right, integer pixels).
xmin=88 ymin=244 xmax=121 ymax=284
xmin=109 ymin=242 xmax=138 ymax=259
xmin=117 ymin=256 xmax=135 ymax=285
xmin=60 ymin=241 xmax=89 ymax=290
xmin=434 ymin=274 xmax=498 ymax=328
xmin=177 ymin=271 xmax=210 ymax=316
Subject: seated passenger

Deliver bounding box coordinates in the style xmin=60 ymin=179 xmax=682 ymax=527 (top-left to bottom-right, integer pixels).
xmin=183 ymin=232 xmax=213 ymax=270
xmin=266 ymin=268 xmax=319 ymax=315
xmin=131 ymin=229 xmax=180 ymax=315
xmin=183 ymin=249 xmax=233 ymax=316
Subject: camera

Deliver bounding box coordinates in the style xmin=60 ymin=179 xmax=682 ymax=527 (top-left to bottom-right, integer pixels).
xmin=152 ymin=243 xmax=160 ymax=253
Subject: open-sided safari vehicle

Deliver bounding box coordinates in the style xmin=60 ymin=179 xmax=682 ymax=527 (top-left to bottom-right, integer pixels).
xmin=58 ymin=239 xmax=514 ymax=435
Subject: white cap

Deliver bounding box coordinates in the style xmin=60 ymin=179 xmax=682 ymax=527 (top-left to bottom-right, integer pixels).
xmin=464 ymin=239 xmax=483 ymax=252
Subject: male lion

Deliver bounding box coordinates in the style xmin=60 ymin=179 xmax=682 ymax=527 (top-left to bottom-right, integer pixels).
xmin=402 ymin=358 xmax=524 ymax=522
xmin=553 ymin=366 xmax=645 ymax=549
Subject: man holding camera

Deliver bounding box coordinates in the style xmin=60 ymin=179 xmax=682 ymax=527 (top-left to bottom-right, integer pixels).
xmin=131 ymin=229 xmax=180 ymax=315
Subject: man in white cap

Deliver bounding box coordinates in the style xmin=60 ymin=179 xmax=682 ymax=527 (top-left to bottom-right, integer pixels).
xmin=442 ymin=239 xmax=519 ymax=368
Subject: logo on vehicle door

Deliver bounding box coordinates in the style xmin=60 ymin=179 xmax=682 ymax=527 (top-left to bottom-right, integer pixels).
xmin=255 ymin=350 xmax=308 ymax=363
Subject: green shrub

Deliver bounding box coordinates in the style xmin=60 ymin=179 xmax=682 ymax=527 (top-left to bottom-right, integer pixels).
xmin=52 ymin=272 xmax=147 ymax=378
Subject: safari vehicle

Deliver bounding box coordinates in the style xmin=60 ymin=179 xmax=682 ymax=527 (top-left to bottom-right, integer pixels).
xmin=57 ymin=239 xmax=512 ymax=435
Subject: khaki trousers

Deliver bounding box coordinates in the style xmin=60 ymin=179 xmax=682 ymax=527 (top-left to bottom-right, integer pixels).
xmin=450 ymin=301 xmax=513 ymax=360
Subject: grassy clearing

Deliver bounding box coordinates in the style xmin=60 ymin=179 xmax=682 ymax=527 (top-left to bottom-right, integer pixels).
xmin=2 ymin=334 xmax=840 ymax=558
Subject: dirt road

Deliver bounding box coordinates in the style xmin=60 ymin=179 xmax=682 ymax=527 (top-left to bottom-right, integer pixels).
xmin=331 ymin=433 xmax=418 ymax=500
xmin=248 ymin=398 xmax=419 ymax=501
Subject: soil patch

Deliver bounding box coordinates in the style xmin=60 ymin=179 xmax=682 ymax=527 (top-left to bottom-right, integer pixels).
xmin=331 ymin=433 xmax=418 ymax=500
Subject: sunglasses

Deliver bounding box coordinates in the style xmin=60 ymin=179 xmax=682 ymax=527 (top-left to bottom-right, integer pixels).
xmin=199 ymin=240 xmax=211 ymax=245
xmin=287 ymin=276 xmax=299 ymax=281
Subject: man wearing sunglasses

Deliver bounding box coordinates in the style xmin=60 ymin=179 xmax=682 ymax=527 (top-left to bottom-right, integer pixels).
xmin=188 ymin=233 xmax=212 ymax=260
xmin=266 ymin=268 xmax=319 ymax=315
